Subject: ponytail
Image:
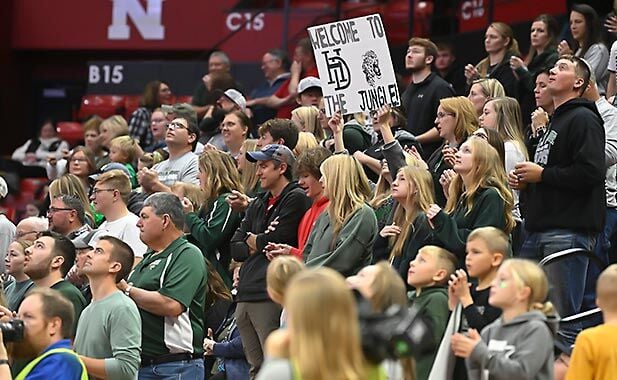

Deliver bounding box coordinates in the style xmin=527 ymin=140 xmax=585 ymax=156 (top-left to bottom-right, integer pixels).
xmin=531 ymin=301 xmax=555 ymax=317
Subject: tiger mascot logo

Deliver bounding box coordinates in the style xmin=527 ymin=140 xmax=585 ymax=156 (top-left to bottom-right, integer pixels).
xmin=362 ymin=50 xmax=382 ymax=87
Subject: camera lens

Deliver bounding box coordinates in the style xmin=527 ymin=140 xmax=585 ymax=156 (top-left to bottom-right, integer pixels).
xmin=0 ymin=320 xmax=24 ymax=343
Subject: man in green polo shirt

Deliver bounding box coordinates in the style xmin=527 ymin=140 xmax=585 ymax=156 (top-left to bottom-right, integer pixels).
xmin=117 ymin=192 xmax=207 ymax=378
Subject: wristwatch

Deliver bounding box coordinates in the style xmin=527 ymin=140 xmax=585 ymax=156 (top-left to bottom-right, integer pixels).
xmin=124 ymin=283 xmax=133 ymax=297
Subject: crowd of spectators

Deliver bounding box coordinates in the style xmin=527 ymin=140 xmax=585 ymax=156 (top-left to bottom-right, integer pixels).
xmin=0 ymin=4 xmax=616 ymax=380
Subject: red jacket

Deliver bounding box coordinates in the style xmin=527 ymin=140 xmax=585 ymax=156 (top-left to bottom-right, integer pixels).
xmin=290 ymin=196 xmax=329 ymax=258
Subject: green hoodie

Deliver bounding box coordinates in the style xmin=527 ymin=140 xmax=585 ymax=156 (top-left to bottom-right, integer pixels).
xmin=409 ymin=286 xmax=450 ymax=380
xmin=186 ymin=193 xmax=241 ymax=286
xmin=304 ymin=204 xmax=377 ymax=276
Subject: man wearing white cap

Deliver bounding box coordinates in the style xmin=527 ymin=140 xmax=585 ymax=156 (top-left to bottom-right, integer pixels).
xmin=217 ymin=89 xmax=247 ymax=112
xmin=0 ymin=176 xmax=16 ymax=274
xmin=296 ymin=76 xmax=322 ymax=107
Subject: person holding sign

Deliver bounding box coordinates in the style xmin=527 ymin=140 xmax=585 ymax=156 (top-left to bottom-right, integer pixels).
xmin=402 ymin=38 xmax=455 ymax=159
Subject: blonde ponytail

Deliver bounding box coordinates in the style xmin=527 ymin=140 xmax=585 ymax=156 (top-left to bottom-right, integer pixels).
xmin=531 ymin=301 xmax=555 ymax=317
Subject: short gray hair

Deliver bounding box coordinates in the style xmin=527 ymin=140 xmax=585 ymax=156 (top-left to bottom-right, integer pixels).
xmin=267 ymin=48 xmax=290 ymax=70
xmin=143 ymin=192 xmax=185 ymax=230
xmin=54 ymin=194 xmax=86 ymax=224
xmin=210 ymin=51 xmax=230 ymax=67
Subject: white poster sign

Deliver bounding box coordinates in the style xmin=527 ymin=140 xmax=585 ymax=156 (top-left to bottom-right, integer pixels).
xmin=308 ymin=14 xmax=400 ymax=117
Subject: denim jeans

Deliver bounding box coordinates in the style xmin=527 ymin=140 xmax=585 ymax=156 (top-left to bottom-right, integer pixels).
xmin=581 ymin=208 xmax=617 ymax=326
xmin=519 ymin=229 xmax=596 ymax=352
xmin=138 ymin=358 xmax=204 ymax=380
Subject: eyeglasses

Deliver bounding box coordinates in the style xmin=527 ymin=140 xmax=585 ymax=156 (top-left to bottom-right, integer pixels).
xmin=436 ymin=112 xmax=455 ymax=119
xmin=91 ymin=188 xmax=116 ymax=196
xmin=16 ymin=230 xmax=39 ymax=239
xmin=167 ymin=122 xmax=188 ymax=131
xmin=47 ymin=207 xmax=74 ymax=215
xmin=70 ymin=158 xmax=86 ymax=163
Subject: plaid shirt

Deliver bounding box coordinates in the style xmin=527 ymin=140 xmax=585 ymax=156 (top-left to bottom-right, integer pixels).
xmin=128 ymin=107 xmax=153 ymax=148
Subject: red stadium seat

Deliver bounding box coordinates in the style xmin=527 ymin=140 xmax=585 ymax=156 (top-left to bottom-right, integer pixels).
xmin=20 ymin=177 xmax=49 ymax=195
xmin=341 ymin=1 xmax=385 ymax=18
xmin=175 ymin=95 xmax=193 ymax=104
xmin=383 ymin=0 xmax=433 ymax=41
xmin=78 ymin=95 xmax=126 ymax=120
xmin=124 ymin=95 xmax=142 ymax=120
xmin=57 ymin=122 xmax=84 ymax=147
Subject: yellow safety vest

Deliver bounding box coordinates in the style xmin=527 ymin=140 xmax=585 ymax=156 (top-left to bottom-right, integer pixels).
xmin=15 ymin=347 xmax=88 ymax=380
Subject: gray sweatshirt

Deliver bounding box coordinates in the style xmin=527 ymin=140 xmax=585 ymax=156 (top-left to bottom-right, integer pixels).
xmin=596 ymin=97 xmax=617 ymax=208
xmin=467 ymin=311 xmax=557 ymax=380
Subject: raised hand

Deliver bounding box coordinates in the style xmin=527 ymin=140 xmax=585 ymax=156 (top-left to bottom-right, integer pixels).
xmin=328 ymin=111 xmax=344 ymax=135
xmin=451 ymin=329 xmax=481 ymax=358
xmin=530 ymin=107 xmax=549 ymax=136
xmin=557 ymin=40 xmax=573 ymax=56
xmin=464 ymin=64 xmax=479 ymax=81
xmin=379 ymin=222 xmax=401 ymax=238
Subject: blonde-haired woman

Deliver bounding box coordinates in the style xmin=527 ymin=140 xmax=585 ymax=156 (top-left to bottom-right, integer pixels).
xmin=464 ymin=22 xmax=521 ymax=97
xmin=238 ymin=139 xmax=260 ymax=197
xmin=293 ymin=131 xmax=318 ymax=158
xmin=427 ymin=138 xmax=515 ymax=259
xmin=182 ymin=150 xmax=243 ymax=284
xmin=479 ymin=97 xmax=528 ymax=249
xmin=98 ymin=115 xmax=129 ymax=168
xmin=303 ymin=155 xmax=377 ymax=276
xmin=428 ymin=96 xmax=479 ymax=206
xmin=5 ymin=239 xmax=35 ymax=311
xmin=467 ymin=78 xmax=506 ymax=117
xmin=258 ymin=267 xmax=385 ymax=380
xmin=291 ymin=106 xmax=324 ymax=141
xmin=374 ymin=165 xmax=435 ymax=282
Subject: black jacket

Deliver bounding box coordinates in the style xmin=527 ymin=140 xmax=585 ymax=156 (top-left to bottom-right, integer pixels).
xmin=516 ymin=49 xmax=559 ymax=124
xmin=475 ymin=52 xmax=518 ymax=98
xmin=373 ymin=212 xmax=432 ymax=283
xmin=524 ymin=98 xmax=606 ymax=233
xmin=402 ymin=72 xmax=455 ymax=158
xmin=230 ymin=182 xmax=310 ymax=302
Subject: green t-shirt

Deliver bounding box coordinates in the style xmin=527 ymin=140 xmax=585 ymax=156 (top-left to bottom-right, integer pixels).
xmin=50 ymin=280 xmax=87 ymax=336
xmin=128 ymin=236 xmax=207 ymax=357
xmin=74 ymin=291 xmax=141 ymax=380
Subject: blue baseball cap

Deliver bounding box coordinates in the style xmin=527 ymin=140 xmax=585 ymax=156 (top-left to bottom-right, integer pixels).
xmin=246 ymin=144 xmax=295 ymax=166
